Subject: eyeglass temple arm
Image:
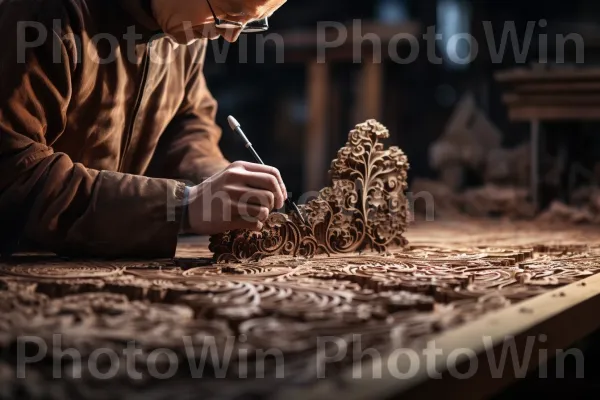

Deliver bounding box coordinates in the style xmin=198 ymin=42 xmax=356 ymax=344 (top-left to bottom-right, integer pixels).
xmin=205 ymin=0 xmax=219 ymax=21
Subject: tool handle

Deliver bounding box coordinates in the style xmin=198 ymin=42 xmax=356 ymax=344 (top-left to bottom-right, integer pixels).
xmin=228 ymin=116 xmax=306 ymax=225
xmin=234 ymin=125 xmax=265 ymax=165
xmin=247 ymin=145 xmax=265 ymax=165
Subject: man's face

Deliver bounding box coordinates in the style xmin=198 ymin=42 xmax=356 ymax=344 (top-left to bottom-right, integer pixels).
xmin=152 ymin=0 xmax=287 ymax=43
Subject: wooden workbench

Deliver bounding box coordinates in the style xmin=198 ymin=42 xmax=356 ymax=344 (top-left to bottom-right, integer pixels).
xmin=495 ymin=66 xmax=600 ymax=212
xmin=1 ymin=219 xmax=600 ymax=399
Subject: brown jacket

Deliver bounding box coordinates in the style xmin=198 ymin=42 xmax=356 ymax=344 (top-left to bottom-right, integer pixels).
xmin=0 ymin=0 xmax=230 ymax=258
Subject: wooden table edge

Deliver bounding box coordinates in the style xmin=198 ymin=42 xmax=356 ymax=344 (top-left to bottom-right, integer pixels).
xmin=277 ymin=273 xmax=600 ymax=400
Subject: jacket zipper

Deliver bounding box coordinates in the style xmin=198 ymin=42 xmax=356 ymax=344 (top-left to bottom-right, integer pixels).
xmin=118 ymin=40 xmax=153 ymax=172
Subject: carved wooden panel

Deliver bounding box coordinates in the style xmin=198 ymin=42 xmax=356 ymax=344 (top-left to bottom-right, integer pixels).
xmin=209 ymin=120 xmax=410 ymax=262
xmin=2 ymin=222 xmax=600 ymax=399
xmin=2 ymin=123 xmax=600 ymax=398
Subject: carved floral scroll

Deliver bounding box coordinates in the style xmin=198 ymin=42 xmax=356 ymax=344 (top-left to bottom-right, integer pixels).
xmin=3 ymin=222 xmax=600 ymax=397
xmin=209 ymin=119 xmax=411 ymax=263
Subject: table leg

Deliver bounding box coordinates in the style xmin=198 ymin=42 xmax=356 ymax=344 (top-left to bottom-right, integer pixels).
xmin=531 ymin=119 xmax=540 ymax=211
xmin=306 ymin=61 xmax=329 ymax=192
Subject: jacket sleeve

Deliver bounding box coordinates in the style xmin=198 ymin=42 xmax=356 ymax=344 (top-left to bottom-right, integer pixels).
xmin=0 ymin=4 xmax=186 ymax=258
xmin=147 ymin=40 xmax=230 ymax=185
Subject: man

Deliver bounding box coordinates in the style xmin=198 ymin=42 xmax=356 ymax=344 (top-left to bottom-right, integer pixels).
xmin=0 ymin=0 xmax=288 ymax=258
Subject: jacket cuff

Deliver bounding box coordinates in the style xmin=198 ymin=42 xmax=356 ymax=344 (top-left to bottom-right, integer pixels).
xmin=62 ymin=171 xmax=187 ymax=258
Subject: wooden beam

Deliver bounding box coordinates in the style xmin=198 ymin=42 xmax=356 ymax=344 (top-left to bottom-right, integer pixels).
xmin=507 ymin=106 xmax=600 ymax=121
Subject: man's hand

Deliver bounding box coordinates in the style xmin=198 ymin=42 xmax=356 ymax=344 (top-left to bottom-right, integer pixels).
xmin=186 ymin=161 xmax=287 ymax=235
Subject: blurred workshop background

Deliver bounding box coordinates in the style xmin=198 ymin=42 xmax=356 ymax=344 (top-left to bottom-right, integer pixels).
xmin=204 ymin=0 xmax=600 ymax=222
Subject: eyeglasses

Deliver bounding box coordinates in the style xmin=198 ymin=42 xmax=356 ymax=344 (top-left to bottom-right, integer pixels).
xmin=206 ymin=0 xmax=269 ymax=33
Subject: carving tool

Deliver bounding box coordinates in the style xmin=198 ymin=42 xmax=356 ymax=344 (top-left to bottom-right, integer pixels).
xmin=227 ymin=116 xmax=307 ymax=226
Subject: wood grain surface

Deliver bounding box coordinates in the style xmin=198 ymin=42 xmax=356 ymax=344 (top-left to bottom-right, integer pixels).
xmin=1 ymin=220 xmax=600 ymax=400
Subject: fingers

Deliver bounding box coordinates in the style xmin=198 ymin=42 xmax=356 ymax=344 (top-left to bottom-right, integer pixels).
xmin=233 ymin=203 xmax=269 ymax=231
xmin=226 ymin=185 xmax=276 ymax=209
xmin=236 ymin=203 xmax=269 ymax=221
xmin=243 ymin=162 xmax=286 ymax=191
xmin=234 ymin=219 xmax=264 ymax=232
xmin=241 ymin=172 xmax=284 ymax=209
xmin=192 ymin=161 xmax=289 ymax=234
xmin=232 ymin=161 xmax=287 ymax=202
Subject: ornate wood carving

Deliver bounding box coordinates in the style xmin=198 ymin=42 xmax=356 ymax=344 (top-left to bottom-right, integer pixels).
xmin=1 ymin=222 xmax=600 ymax=397
xmin=209 ymin=119 xmax=411 ymax=262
